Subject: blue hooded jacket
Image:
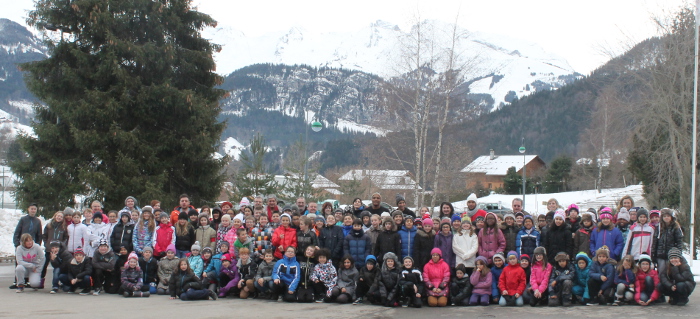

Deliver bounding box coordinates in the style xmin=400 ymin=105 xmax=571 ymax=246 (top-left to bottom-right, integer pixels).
xmin=573 ymin=252 xmax=592 ymax=300
xmin=398 ymin=225 xmax=417 ymax=259
xmin=272 ymin=255 xmax=300 ymax=292
xmin=589 ymin=224 xmax=624 ymax=261
xmin=516 ymin=224 xmax=540 ymax=257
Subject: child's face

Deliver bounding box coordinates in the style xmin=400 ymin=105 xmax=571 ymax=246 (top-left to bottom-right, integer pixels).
xmin=477 ymin=262 xmax=484 ymax=271
xmin=344 ymin=259 xmax=352 ymax=269
xmin=246 ymin=220 xmax=255 ymax=229
xmin=272 ymin=214 xmax=280 ymax=223
xmin=524 ymin=219 xmax=533 ymax=229
xmin=554 ymin=218 xmax=564 ymax=226
xmin=200 ymin=217 xmax=208 ymax=226
xmin=508 ymin=256 xmax=518 ymax=266
xmin=143 ymin=250 xmax=152 ymax=259
xmin=366 ymin=262 xmax=375 ymax=271
xmin=432 ymin=253 xmax=441 ymax=263
xmin=638 ymin=215 xmax=648 ymax=224
xmin=663 ymin=215 xmax=672 ymax=224
xmin=203 ymin=251 xmax=212 ymax=259
xmin=520 ymin=259 xmax=529 ymax=268
xmin=476 ymin=220 xmax=484 ymax=228
xmin=393 ymin=215 xmax=403 ymax=225
xmin=233 ymin=219 xmax=242 ymax=228
xmin=384 ymin=222 xmax=393 ymax=231
xmin=405 ymin=219 xmax=414 ymax=228
xmin=315 ymin=220 xmax=324 ymax=229
xmin=221 ymin=219 xmax=230 ymax=227
xmin=456 ymin=270 xmax=465 ymax=278
xmin=121 ymin=215 xmax=129 ymax=224
xmin=221 ymin=245 xmax=229 ymax=253
xmin=179 ymin=262 xmax=188 ymax=271
xmin=326 ymin=215 xmax=335 ymax=225
xmin=403 ymin=258 xmax=413 ymax=268
xmin=623 ymin=260 xmax=631 ymax=269
xmin=583 ymin=219 xmax=592 ymax=227
xmin=516 ymin=216 xmax=524 ymax=225
xmin=281 ymin=217 xmax=290 ymax=227
xmin=572 ymin=261 xmax=583 ymax=270
xmin=386 ymin=259 xmax=395 ymax=268
xmin=131 ymin=211 xmax=140 ymax=221
xmin=292 ymin=216 xmax=300 ymax=225
xmin=73 ymin=215 xmax=82 ymax=224
xmin=494 ymin=258 xmax=504 ymax=267
xmin=651 ymin=215 xmax=660 ymax=223
xmin=318 ymin=255 xmax=327 ymax=264
xmin=640 ymin=261 xmax=650 ymax=272
xmin=222 ymin=260 xmax=231 ymax=267
xmin=285 ymin=247 xmax=296 ymax=258
xmin=353 ymin=224 xmax=362 ymax=231
xmin=617 ymin=219 xmax=628 ymax=227
xmin=452 ymin=220 xmax=461 ymax=229
xmin=558 ymin=259 xmax=567 ymax=268
xmin=192 ymin=249 xmax=200 ymax=256
xmin=362 ymin=216 xmax=370 ymax=224
xmin=597 ymin=255 xmax=608 ymax=264
xmin=239 ymin=232 xmax=248 ymax=241
xmin=441 ymin=223 xmax=451 ymax=234
xmin=166 ymin=250 xmax=175 ymax=259
xmin=93 ymin=217 xmax=102 ymax=224
xmin=335 ymin=212 xmax=343 ymax=221
xmin=423 ymin=224 xmax=432 ymax=232
xmin=161 ymin=216 xmax=169 ymax=224
xmin=108 ymin=213 xmax=117 ymax=223
xmin=538 ymin=218 xmax=546 ymax=227
xmin=305 ymin=246 xmax=315 ymax=258
xmin=299 ymin=221 xmax=309 ymax=231
xmin=535 ymin=254 xmax=543 ymax=261
xmin=344 ymin=216 xmax=353 ymax=226
xmin=259 ymin=216 xmax=268 ymax=226
xmin=120 ymin=247 xmax=128 ymax=255
xmin=505 ymin=217 xmax=514 ymax=226
xmin=462 ymin=222 xmax=471 ymax=230
xmin=129 ymin=259 xmax=138 ymax=268
xmin=264 ymin=253 xmax=274 ymax=263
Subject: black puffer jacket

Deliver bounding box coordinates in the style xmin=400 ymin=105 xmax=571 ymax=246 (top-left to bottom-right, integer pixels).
xmin=501 ymin=224 xmax=519 ymax=253
xmin=174 ymin=226 xmax=195 ymax=252
xmin=49 ymin=244 xmax=74 ymax=269
xmin=111 ymin=220 xmax=134 ymax=253
xmin=238 ymin=259 xmax=259 ymax=281
xmin=373 ymin=228 xmax=401 ymax=265
xmin=373 ymin=265 xmax=400 ymax=300
xmin=169 ymin=271 xmax=203 ymax=297
xmin=413 ymin=229 xmax=435 ymax=271
xmin=319 ymin=225 xmax=344 ymax=261
xmin=542 ymin=222 xmax=573 ymax=264
xmin=652 ymin=221 xmax=684 ymax=262
xmin=60 ymin=257 xmax=93 ymax=281
xmin=659 ymin=257 xmax=695 ymax=291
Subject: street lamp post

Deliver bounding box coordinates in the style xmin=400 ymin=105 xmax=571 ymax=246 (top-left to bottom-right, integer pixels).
xmin=303 ymin=120 xmax=323 ymax=185
xmin=519 ymin=138 xmax=526 ymax=210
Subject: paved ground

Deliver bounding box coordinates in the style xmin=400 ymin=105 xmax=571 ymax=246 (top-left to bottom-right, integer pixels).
xmin=0 ymin=262 xmax=698 ymax=318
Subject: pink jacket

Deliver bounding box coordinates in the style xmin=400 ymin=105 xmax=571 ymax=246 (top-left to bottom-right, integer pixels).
xmin=470 ymin=271 xmax=493 ymax=295
xmin=423 ymin=248 xmax=451 ymax=297
xmin=478 ymin=226 xmax=506 ymax=265
xmin=530 ymin=261 xmax=552 ymax=293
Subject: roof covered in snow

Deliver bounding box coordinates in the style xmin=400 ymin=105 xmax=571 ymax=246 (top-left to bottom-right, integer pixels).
xmin=460 ymin=155 xmax=540 ymax=176
xmin=338 ymin=169 xmax=421 ymax=190
xmin=312 ymin=175 xmax=340 ymax=189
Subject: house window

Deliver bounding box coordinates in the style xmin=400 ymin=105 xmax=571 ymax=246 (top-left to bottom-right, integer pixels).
xmin=488 ymin=183 xmax=492 ymax=189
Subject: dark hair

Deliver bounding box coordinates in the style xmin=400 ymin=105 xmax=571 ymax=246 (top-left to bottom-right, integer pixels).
xmin=179 ymin=194 xmax=189 ymax=200
xmin=352 ymin=219 xmax=363 ymax=226
xmin=316 ymin=248 xmax=331 ymax=259
xmin=341 ymin=254 xmax=355 ymax=268
xmin=455 ymin=264 xmax=467 ymax=274
xmin=236 ymin=227 xmax=247 ymax=235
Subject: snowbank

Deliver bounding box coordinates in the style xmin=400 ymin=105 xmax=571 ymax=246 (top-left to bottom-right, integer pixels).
xmin=0 ymin=209 xmax=45 ymax=257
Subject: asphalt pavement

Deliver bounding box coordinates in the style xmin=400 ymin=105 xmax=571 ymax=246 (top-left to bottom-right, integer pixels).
xmin=0 ymin=262 xmax=698 ymax=318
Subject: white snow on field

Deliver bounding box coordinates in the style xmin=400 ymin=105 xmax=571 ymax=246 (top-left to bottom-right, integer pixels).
xmin=7 ymin=100 xmax=34 ymax=114
xmin=333 ymin=118 xmax=389 ymax=136
xmin=0 ymin=209 xmax=45 ymax=257
xmin=451 ymin=184 xmax=645 ymax=216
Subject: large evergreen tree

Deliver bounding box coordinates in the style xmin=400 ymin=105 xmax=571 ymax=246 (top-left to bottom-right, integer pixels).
xmin=11 ymin=0 xmax=227 ymax=214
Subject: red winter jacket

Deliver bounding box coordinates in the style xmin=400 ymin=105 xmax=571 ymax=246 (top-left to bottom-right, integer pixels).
xmin=153 ymin=223 xmax=175 ymax=257
xmin=634 ymin=269 xmax=660 ymax=303
xmin=271 ymin=225 xmax=298 ymax=259
xmin=530 ymin=261 xmax=552 ymax=293
xmin=470 ymin=209 xmax=487 ymax=223
xmin=423 ymin=258 xmax=451 ymax=297
xmin=498 ymin=263 xmax=526 ymax=296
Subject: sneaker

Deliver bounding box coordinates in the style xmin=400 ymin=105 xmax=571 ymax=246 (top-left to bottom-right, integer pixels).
xmin=612 ymin=301 xmax=619 ymax=306
xmin=277 ymin=295 xmax=283 ymax=302
xmin=16 ymin=286 xmax=24 ymax=293
xmin=315 ymin=298 xmax=324 ymax=303
xmin=93 ymin=288 xmax=101 ymax=296
xmin=353 ymin=297 xmax=363 ymax=305
xmin=9 ymin=283 xmax=17 ymax=289
xmin=586 ymin=302 xmax=598 ymax=306
xmin=50 ymin=288 xmax=58 ymax=294
xmin=79 ymin=289 xmax=90 ymax=295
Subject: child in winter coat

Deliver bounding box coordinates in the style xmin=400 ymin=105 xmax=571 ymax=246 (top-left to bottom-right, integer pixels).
xmin=174 ymin=212 xmax=195 ymax=258
xmin=252 ymin=216 xmax=274 ymax=263
xmin=371 ymin=252 xmax=401 ymax=307
xmin=516 ymin=215 xmax=540 ymax=258
xmin=529 ymin=247 xmax=551 ymax=306
xmin=154 ymin=212 xmax=176 ymax=258
xmin=91 ymin=239 xmax=117 ymax=295
xmin=374 ymin=218 xmax=401 ymax=266
xmin=491 ymin=252 xmax=506 ymax=303
xmin=120 ymin=252 xmax=148 ymax=297
xmin=612 ymin=255 xmax=637 ymax=305
xmin=332 ymin=255 xmax=359 ymax=304
xmin=233 ymin=228 xmax=255 ymax=259
xmin=634 ymin=254 xmax=659 ymax=306
xmin=217 ymin=254 xmax=240 ymax=298
xmin=203 ymin=241 xmax=233 ymax=291
xmin=296 ymin=245 xmax=317 ymax=302
xmin=498 ymin=251 xmax=526 ymax=306
xmin=88 ymin=212 xmax=111 ymax=258
xmin=110 ymin=210 xmax=134 ymax=253
xmin=236 ymin=247 xmax=259 ymax=299
xmin=652 ymin=209 xmax=684 ymax=275
xmin=254 ymin=251 xmax=276 ymax=298
xmin=355 ymin=255 xmax=378 ymax=305
xmin=542 ymin=211 xmax=573 ymax=264
xmin=139 ymin=247 xmax=158 ymax=294
xmin=344 ymin=219 xmax=372 ymax=270
xmin=622 ymin=209 xmax=654 ymax=261
xmin=470 ymin=256 xmax=492 ymax=306
xmin=658 ymin=247 xmax=695 ymax=306
xmin=398 ymin=216 xmax=418 ymax=259
xmin=272 ymin=213 xmax=298 ymax=260
xmin=453 ymin=218 xmax=478 ymax=274
xmin=424 ymin=248 xmax=451 ymax=307
xmin=272 ymin=246 xmax=301 ymax=302
xmin=587 ymin=246 xmax=617 ymax=305
xmin=573 ymin=214 xmax=595 ymax=258
xmin=548 ymin=252 xmax=576 ymax=307
xmin=216 ymin=215 xmax=232 ymax=254
xmin=616 ymin=208 xmax=631 ymax=240
xmin=589 ymin=210 xmax=624 ymax=261
xmin=414 ymin=218 xmax=436 ymax=271
xmin=67 ymin=211 xmax=90 ymax=254
xmin=478 ymin=213 xmax=506 ymax=265
xmin=194 ymin=214 xmax=217 ymax=251
xmin=296 ymin=216 xmax=319 ymax=259
xmin=451 ymin=264 xmax=473 ymax=306
xmin=132 ymin=209 xmax=155 ymax=255
xmin=520 ymin=254 xmax=532 ymax=304
xmin=157 ymin=244 xmax=180 ymax=295
xmin=57 ymin=247 xmax=91 ymax=294
xmin=169 ymin=258 xmax=217 ymax=301
xmin=397 ymin=256 xmax=424 ymax=308
xmin=573 ymin=252 xmax=592 ymax=304
xmin=501 ymin=213 xmax=519 ymax=253
xmin=187 ymin=242 xmax=204 ymax=278
xmin=310 ymin=248 xmax=337 ymax=302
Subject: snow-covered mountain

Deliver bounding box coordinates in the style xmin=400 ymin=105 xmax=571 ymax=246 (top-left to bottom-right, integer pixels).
xmin=205 ymin=20 xmax=582 ymax=109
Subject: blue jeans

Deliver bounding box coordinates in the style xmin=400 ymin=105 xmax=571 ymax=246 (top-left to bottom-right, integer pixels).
xmin=58 ymin=274 xmax=91 ymax=291
xmin=254 ymin=280 xmax=274 ymax=294
xmin=180 ymin=288 xmax=210 ymax=301
xmin=176 ymin=250 xmax=189 ymax=258
xmin=499 ymin=295 xmax=524 ymax=306
xmin=51 ymin=268 xmax=61 ymax=289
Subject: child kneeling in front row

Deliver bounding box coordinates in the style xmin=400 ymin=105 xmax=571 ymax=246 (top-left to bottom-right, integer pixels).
xmin=548 ymin=252 xmax=575 ymax=307
xmin=470 ymin=256 xmax=492 ymax=306
xmin=121 ymin=252 xmax=149 ymax=297
xmin=498 ymin=251 xmax=526 ymax=306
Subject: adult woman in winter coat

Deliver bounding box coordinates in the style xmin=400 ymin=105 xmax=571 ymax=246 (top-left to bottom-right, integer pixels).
xmin=423 ymin=248 xmax=451 ymax=307
xmin=111 ymin=210 xmax=134 ymax=253
xmin=478 ymin=213 xmax=506 ymax=265
xmin=542 ymin=212 xmax=573 ymax=264
xmin=413 ymin=218 xmax=436 ymax=270
xmin=652 ymin=208 xmax=683 ymax=274
xmin=589 ymin=210 xmax=624 ymax=261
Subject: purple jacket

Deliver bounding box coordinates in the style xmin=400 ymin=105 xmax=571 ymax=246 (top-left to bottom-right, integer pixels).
xmin=220 ymin=262 xmax=240 ymax=283
xmin=433 ymin=232 xmax=455 ymax=268
xmin=470 ymin=271 xmax=493 ymax=295
xmin=478 ymin=227 xmax=506 ymax=265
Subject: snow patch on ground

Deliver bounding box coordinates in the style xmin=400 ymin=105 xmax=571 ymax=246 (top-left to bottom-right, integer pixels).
xmin=7 ymin=100 xmax=34 ymax=114
xmin=222 ymin=136 xmax=245 ymax=161
xmin=0 ymin=209 xmax=45 ymax=257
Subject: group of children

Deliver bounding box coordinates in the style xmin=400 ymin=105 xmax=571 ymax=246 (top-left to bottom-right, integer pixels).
xmin=11 ymin=194 xmax=695 ymax=308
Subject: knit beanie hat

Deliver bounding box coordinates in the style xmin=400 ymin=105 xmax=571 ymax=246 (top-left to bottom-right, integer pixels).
xmin=166 ymin=244 xmax=176 ymax=253
xmin=221 ymin=254 xmax=232 ymax=263
xmin=404 ymin=214 xmax=414 ymax=221
xmin=523 ymin=215 xmax=534 ymax=224
xmin=554 ymin=252 xmax=569 ymax=262
xmin=188 ymin=208 xmax=199 ymax=217
xmin=649 ymin=210 xmax=660 ymax=218
xmin=221 ymin=214 xmax=232 ymax=222
xmin=637 ymin=208 xmax=649 ymax=219
xmin=668 ymin=247 xmax=682 ymax=260
xmin=599 ymin=211 xmax=613 ymax=221
xmin=127 ymin=251 xmax=138 ymax=261
xmin=422 ymin=212 xmax=431 ymax=220
xmin=98 ymin=239 xmax=109 ymax=247
xmin=503 ymin=213 xmax=515 ymax=221
xmin=391 ymin=210 xmax=403 ymax=217
xmin=178 ymin=211 xmax=188 ymax=221
xmin=514 ymin=212 xmax=525 ymax=219
xmin=314 ymin=215 xmax=326 ymax=224
xmin=566 ymin=203 xmax=579 ymax=215
xmin=74 ymin=247 xmax=85 ymax=256
xmin=467 ymin=193 xmax=477 ymax=202
xmin=381 ymin=212 xmax=391 ymax=218
xmin=616 ymin=208 xmax=630 ymax=222
xmin=396 ymin=194 xmax=406 ymax=205
xmin=507 ymin=251 xmax=519 ymax=260
xmin=93 ymin=212 xmax=104 ymax=221
xmin=430 ymin=248 xmax=443 ymax=257
xmin=202 ymin=247 xmax=213 ymax=255
xmin=159 ymin=211 xmax=169 ymax=221
xmin=451 ymin=214 xmax=462 ymax=223
xmin=219 ymin=241 xmax=231 ymax=248
xmin=554 ymin=210 xmax=566 ymax=221
xmin=638 ymin=254 xmax=652 ymax=265
xmin=143 ymin=246 xmax=153 ymax=253
xmin=142 ymin=205 xmax=153 ymax=213
xmin=49 ymin=240 xmax=62 ymax=248
xmin=239 ymin=197 xmax=251 ymax=207
xmin=365 ymin=255 xmax=377 ymax=266
xmin=461 ymin=217 xmax=472 ymax=225
xmin=493 ymin=252 xmax=505 ymax=263
xmin=595 ymin=246 xmax=610 ymax=258
xmin=575 ymin=252 xmax=590 ymax=266
xmin=191 ymin=241 xmax=201 ymax=252
xmin=125 ymin=196 xmax=138 ymax=207
xmin=520 ymin=254 xmax=531 ymax=263
xmin=422 ymin=218 xmax=434 ymax=227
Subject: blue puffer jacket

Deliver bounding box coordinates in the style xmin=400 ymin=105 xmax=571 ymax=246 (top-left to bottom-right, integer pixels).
xmin=589 ymin=224 xmax=624 ymax=261
xmin=516 ymin=227 xmax=540 ymax=257
xmin=589 ymin=258 xmax=616 ymax=292
xmin=398 ymin=225 xmax=417 ymax=259
xmin=343 ymin=231 xmax=371 ymax=269
xmin=573 ymin=252 xmax=592 ymax=300
xmin=272 ymin=255 xmax=300 ymax=292
xmin=205 ymin=252 xmax=230 ymax=276
xmin=491 ymin=265 xmax=504 ymax=298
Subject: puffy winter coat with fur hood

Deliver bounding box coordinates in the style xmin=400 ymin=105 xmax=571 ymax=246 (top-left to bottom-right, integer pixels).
xmin=423 ymin=249 xmax=451 ymax=297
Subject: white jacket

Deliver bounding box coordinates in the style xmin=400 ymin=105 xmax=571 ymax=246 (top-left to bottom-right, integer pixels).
xmin=452 ymin=229 xmax=478 ymax=268
xmin=67 ymin=223 xmax=91 ymax=254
